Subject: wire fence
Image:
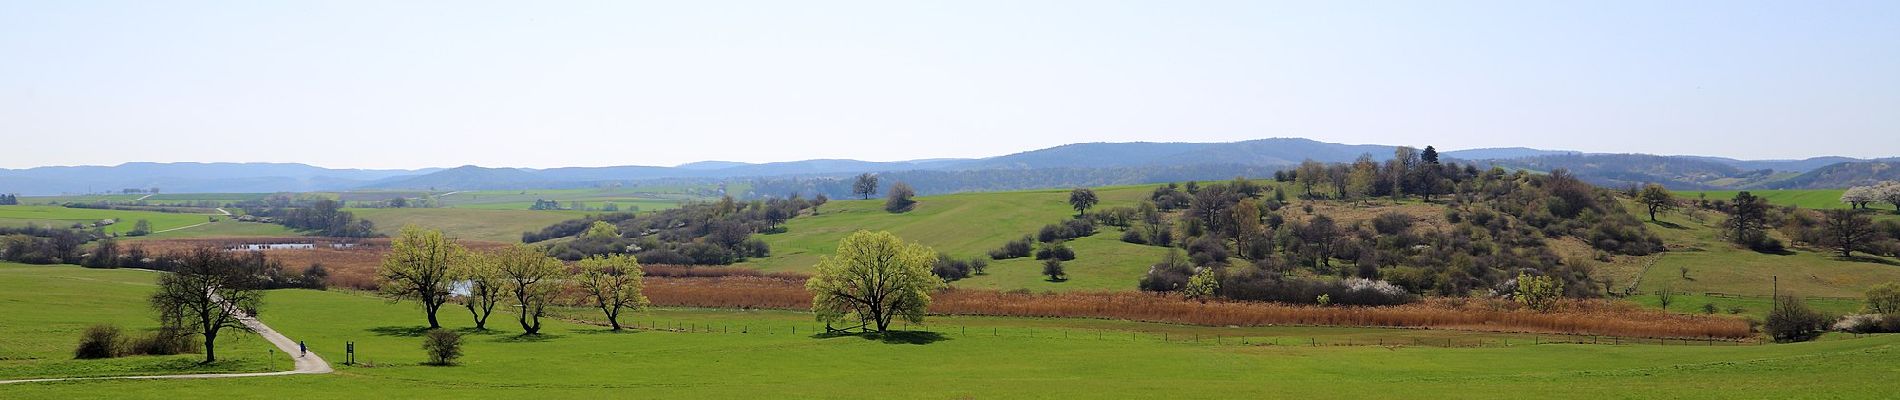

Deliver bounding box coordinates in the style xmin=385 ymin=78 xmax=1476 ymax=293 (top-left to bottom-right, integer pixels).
xmin=611 ymin=319 xmax=1748 ymax=348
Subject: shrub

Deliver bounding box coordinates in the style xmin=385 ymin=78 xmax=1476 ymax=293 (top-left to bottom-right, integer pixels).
xmin=124 ymin=326 xmax=199 ymax=356
xmin=422 ymin=329 xmax=463 ymax=366
xmin=1766 ymin=296 xmax=1828 ymax=343
xmin=1034 ymin=241 xmax=1075 ymax=261
xmin=1042 ymin=259 xmax=1066 ymax=281
xmin=1866 ymin=282 xmax=1900 ymax=315
xmin=1120 ymin=229 xmax=1147 ymax=245
xmin=1139 ymin=250 xmax=1193 ymax=292
xmin=990 ymin=235 xmax=1034 ymax=260
xmin=1371 ymin=212 xmax=1413 ymax=235
xmin=1037 ymin=220 xmax=1097 ymax=243
xmin=74 ymin=324 xmax=123 ymax=359
xmin=931 ymin=255 xmax=988 ymax=281
xmin=1834 ymin=314 xmax=1900 ymax=333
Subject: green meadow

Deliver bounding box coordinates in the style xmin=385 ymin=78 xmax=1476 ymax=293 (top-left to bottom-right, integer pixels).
xmin=1680 ymin=189 xmax=1896 ymax=212
xmin=0 ymin=263 xmax=275 ymax=380
xmin=4 ymin=263 xmax=1899 ymax=399
xmin=742 ymin=184 xmax=1171 ymax=291
xmin=0 ymin=205 xmax=291 ymax=238
xmin=350 ymin=208 xmax=592 ymax=243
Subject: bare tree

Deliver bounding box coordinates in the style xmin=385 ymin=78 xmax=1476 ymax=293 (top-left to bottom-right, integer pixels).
xmin=150 ymin=246 xmax=263 ymax=363
xmin=1820 ymin=209 xmax=1882 ymax=257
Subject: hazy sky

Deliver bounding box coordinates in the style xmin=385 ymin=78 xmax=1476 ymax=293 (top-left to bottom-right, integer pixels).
xmin=3 ymin=1 xmax=1896 ymax=170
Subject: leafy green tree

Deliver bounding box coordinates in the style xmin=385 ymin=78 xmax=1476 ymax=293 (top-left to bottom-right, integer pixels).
xmin=806 ymin=231 xmax=939 ymax=332
xmin=1636 ymin=183 xmax=1675 ymax=222
xmin=494 ymin=244 xmax=562 ymax=334
xmin=1865 ymin=282 xmax=1900 ymax=315
xmin=1182 ymin=267 xmax=1220 ymax=302
xmin=127 ymin=219 xmax=152 ymax=237
xmin=1723 ymin=191 xmax=1773 ymax=249
xmin=574 ymin=254 xmax=649 ymax=331
xmin=379 ymin=226 xmax=468 ymax=329
xmin=453 ymin=253 xmax=505 ymax=330
xmin=1068 ymin=188 xmax=1098 ymax=217
xmin=1514 ymin=272 xmax=1564 ymax=312
xmin=583 ymin=220 xmax=619 ymax=240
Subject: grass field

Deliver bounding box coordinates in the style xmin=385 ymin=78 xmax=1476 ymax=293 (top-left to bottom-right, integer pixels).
xmin=0 ymin=263 xmax=275 ymax=380
xmin=1679 ymin=189 xmax=1897 ymax=212
xmin=5 ymin=264 xmax=1900 ymax=399
xmin=350 ymin=208 xmax=593 ymax=243
xmin=433 ymin=187 xmax=704 ymax=211
xmin=0 ymin=205 xmax=292 ymax=238
xmin=1633 ymin=206 xmax=1900 ymax=299
xmin=741 ymin=184 xmax=1171 ymax=291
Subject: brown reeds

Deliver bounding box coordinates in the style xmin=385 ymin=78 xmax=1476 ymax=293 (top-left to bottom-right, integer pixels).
xmin=642 ymin=277 xmax=1751 ymax=339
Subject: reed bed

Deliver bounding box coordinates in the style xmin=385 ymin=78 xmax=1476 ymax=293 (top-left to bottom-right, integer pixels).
xmin=643 ymin=277 xmax=1751 ymax=339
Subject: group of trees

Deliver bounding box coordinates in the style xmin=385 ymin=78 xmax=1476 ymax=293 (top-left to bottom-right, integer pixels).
xmin=1761 ymin=200 xmax=1900 ymax=259
xmin=0 ymin=193 xmax=18 ymax=205
xmin=244 ymin=198 xmax=378 ymax=237
xmin=1841 ymin=181 xmax=1900 ymax=211
xmin=531 ymin=195 xmax=817 ymax=264
xmin=1 ymin=225 xmax=96 ymax=265
xmin=1277 ymin=145 xmax=1459 ymax=202
xmin=1129 ymin=158 xmax=1661 ymax=306
xmin=380 ymin=227 xmax=649 ymax=333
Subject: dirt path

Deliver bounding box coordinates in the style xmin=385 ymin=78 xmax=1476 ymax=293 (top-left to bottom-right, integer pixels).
xmin=0 ymin=306 xmax=330 ymax=385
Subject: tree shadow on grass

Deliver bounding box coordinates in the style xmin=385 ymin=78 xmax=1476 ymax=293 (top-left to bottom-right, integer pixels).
xmin=1649 ymin=220 xmax=1690 ymax=230
xmin=492 ymin=333 xmax=564 ymax=343
xmin=367 ymin=326 xmax=432 ymax=337
xmin=811 ymin=330 xmax=949 ymax=345
xmin=1842 ymin=255 xmax=1900 ymax=267
xmin=456 ymin=327 xmax=504 ymax=336
xmin=570 ymin=328 xmax=645 ymax=335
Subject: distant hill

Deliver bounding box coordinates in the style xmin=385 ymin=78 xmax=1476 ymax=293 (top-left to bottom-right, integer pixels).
xmin=361 ymin=165 xmax=561 ymax=191
xmin=5 ymin=139 xmax=1893 ymax=195
xmin=0 ymin=162 xmax=429 ymax=195
xmin=958 ymin=138 xmax=1395 ymax=170
xmin=1443 ymin=147 xmax=1578 ymax=160
xmin=1763 ymin=161 xmax=1900 ymax=189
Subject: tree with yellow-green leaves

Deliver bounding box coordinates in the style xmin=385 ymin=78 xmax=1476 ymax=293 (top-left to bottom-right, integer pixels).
xmin=584 ymin=220 xmax=619 ymax=240
xmin=492 ymin=244 xmax=563 ymax=335
xmin=453 ymin=252 xmax=506 ymax=330
xmin=574 ymin=254 xmax=649 ymax=331
xmin=806 ymin=230 xmax=940 ymax=332
xmin=379 ymin=226 xmax=468 ymax=329
xmin=1515 ymin=272 xmax=1564 ymax=312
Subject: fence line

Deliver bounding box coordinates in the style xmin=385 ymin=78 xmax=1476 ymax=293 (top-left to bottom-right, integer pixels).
xmin=599 ymin=319 xmax=1747 ymax=348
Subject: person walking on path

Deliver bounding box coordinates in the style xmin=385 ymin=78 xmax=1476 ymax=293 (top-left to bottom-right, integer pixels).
xmin=299 ymin=341 xmax=307 ymax=357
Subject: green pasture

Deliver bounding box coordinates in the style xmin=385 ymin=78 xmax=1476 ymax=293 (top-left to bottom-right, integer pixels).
xmin=4 ymin=264 xmax=1899 ymax=399
xmin=0 ymin=263 xmax=275 ymax=380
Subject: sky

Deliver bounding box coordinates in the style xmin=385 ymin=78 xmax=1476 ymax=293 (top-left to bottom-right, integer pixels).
xmin=2 ymin=0 xmax=1896 ymax=170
